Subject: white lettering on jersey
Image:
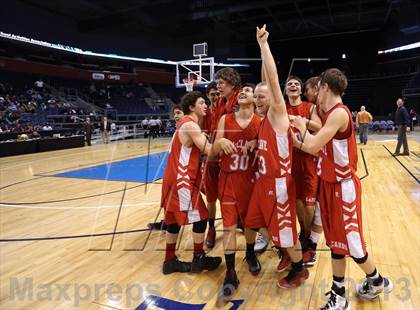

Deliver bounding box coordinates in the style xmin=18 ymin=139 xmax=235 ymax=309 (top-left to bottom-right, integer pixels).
xmin=258 ymin=139 xmax=268 ymax=151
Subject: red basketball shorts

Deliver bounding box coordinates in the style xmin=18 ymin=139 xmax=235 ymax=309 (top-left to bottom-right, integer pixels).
xmin=318 ymin=176 xmax=366 ymax=258
xmin=203 ymin=161 xmax=220 ymax=204
xmin=245 ymin=175 xmax=297 ymax=248
xmin=162 ymin=185 xmax=209 ymax=226
xmin=218 ymin=171 xmax=254 ymax=227
xmin=292 ymin=153 xmax=318 ymax=207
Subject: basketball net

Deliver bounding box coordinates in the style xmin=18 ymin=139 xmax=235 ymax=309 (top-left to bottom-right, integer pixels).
xmin=183 ymin=78 xmax=197 ymax=92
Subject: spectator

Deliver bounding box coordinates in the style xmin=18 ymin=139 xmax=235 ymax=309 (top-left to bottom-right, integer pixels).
xmin=148 ymin=116 xmax=159 ymax=138
xmin=409 ymin=108 xmax=417 ymax=131
xmin=356 ymin=106 xmax=373 ymax=145
xmin=27 ymin=98 xmax=38 ymax=112
xmin=352 ymin=111 xmax=357 ymax=123
xmin=156 ymin=116 xmax=162 ymax=135
xmin=89 ymin=83 xmax=96 ymax=94
xmin=83 ymin=117 xmax=94 ymax=146
xmin=393 ymin=98 xmax=410 ymax=156
xmin=34 ymin=79 xmax=44 ymax=90
xmin=9 ymin=102 xmax=18 ymax=113
xmin=42 ymin=124 xmax=53 ymax=131
xmin=100 ymin=116 xmax=111 ymax=144
xmin=141 ymin=117 xmax=149 ymax=130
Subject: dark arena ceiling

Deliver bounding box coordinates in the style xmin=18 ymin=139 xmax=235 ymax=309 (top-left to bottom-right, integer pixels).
xmin=11 ymin=0 xmax=419 ymax=41
xmin=1 ymin=0 xmax=419 ymax=74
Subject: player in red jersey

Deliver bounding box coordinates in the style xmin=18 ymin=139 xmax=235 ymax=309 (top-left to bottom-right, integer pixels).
xmin=148 ymin=104 xmax=185 ymax=231
xmin=203 ymin=69 xmax=241 ymax=248
xmin=279 ymin=75 xmax=322 ymax=270
xmin=172 ymin=104 xmax=185 ymax=122
xmin=300 ymin=76 xmax=324 ymax=264
xmin=210 ymin=83 xmax=261 ymax=299
xmin=251 ymin=79 xmax=272 ymax=254
xmin=201 ymin=81 xmax=219 ymax=247
xmin=161 ymin=91 xmax=222 ymax=275
xmin=291 ymin=69 xmax=392 ymax=310
xmin=212 ymin=68 xmax=242 ymax=132
xmin=245 ymin=25 xmax=309 ymax=289
xmin=202 ymin=81 xmax=219 ymax=134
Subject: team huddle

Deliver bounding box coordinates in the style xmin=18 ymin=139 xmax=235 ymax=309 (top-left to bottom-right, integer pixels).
xmin=159 ymin=25 xmax=393 ymax=310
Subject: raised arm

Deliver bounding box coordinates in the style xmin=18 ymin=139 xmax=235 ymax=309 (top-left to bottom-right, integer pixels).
xmin=257 ymin=25 xmax=287 ymax=116
xmin=261 ymin=62 xmax=267 ymax=82
xmin=290 ymin=108 xmax=349 ymax=155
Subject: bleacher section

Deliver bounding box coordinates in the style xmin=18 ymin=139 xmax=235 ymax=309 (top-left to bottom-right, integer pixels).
xmin=0 ymin=71 xmax=180 ymax=134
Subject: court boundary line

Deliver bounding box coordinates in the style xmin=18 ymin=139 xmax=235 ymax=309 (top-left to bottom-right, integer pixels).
xmin=88 ymin=183 xmax=127 ymax=251
xmin=382 ymin=145 xmax=420 ymax=184
xmin=35 ymin=153 xmax=146 ymax=175
xmin=411 ymin=151 xmax=420 ymax=158
xmin=0 ymin=142 xmax=128 ymax=170
xmin=359 ymin=148 xmax=369 ymax=180
xmin=0 ymin=227 xmax=150 ymax=242
xmin=0 ymin=218 xmax=223 ymax=243
xmin=0 ymin=176 xmax=46 ymax=191
xmin=0 ymin=150 xmax=167 ymax=191
xmin=0 ymin=180 xmax=161 ymax=205
xmin=38 ymin=150 xmax=167 ymax=176
xmin=34 ymin=173 xmax=156 ymax=184
xmin=0 ymin=138 xmax=167 ymax=170
xmin=37 ymin=150 xmax=167 ymax=185
xmin=1 ymin=166 xmax=165 ymax=205
xmin=0 ymin=202 xmax=160 ymax=209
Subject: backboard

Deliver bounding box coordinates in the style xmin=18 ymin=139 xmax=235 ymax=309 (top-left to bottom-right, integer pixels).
xmin=175 ymin=57 xmax=214 ymax=89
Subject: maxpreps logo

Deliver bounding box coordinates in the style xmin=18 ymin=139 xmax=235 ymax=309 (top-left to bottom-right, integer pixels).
xmin=136 ymin=295 xmax=244 ymax=309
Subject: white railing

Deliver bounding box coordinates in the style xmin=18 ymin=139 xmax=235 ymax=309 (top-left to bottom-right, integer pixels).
xmin=91 ymin=123 xmax=147 ymax=143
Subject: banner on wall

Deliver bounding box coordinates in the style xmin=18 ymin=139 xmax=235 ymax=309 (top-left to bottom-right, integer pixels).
xmin=92 ymin=73 xmax=105 ymax=80
xmin=108 ymin=74 xmax=120 ymax=80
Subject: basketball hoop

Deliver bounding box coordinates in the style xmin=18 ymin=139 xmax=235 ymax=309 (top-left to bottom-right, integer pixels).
xmin=183 ymin=78 xmax=196 ymax=92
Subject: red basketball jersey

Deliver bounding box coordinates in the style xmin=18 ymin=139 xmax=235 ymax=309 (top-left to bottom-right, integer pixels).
xmin=210 ymin=89 xmax=240 ymax=136
xmin=202 ymin=106 xmax=212 ymax=134
xmin=256 ymin=117 xmax=292 ymax=178
xmin=286 ymin=101 xmax=315 ymax=150
xmin=318 ymin=103 xmax=358 ymax=183
xmin=219 ymin=113 xmax=260 ymax=173
xmin=162 ymin=115 xmax=202 ymax=212
xmin=286 ymin=101 xmax=318 ymax=204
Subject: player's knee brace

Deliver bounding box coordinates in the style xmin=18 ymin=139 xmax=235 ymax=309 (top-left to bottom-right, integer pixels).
xmin=192 ymin=220 xmax=207 ymax=233
xmin=313 ymin=203 xmax=322 ymax=226
xmin=166 ymin=223 xmax=181 ymax=234
xmin=331 ymin=251 xmax=345 ymax=260
xmin=352 ymin=252 xmax=368 ymax=264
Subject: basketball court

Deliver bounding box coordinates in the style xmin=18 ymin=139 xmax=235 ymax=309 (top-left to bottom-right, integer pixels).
xmin=1 ymin=134 xmax=418 ymax=309
xmin=1 ymin=2 xmax=419 ymax=309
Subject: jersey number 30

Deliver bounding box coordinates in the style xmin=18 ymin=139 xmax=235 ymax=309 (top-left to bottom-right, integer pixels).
xmin=230 ymin=154 xmax=249 ymax=171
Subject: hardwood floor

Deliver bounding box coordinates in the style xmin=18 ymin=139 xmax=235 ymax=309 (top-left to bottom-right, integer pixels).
xmin=0 ymin=137 xmax=418 ymax=309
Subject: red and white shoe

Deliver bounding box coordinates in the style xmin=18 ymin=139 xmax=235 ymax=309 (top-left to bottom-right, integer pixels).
xmin=277 ymin=253 xmax=291 ymax=272
xmin=205 ymin=227 xmax=216 ymax=249
xmin=303 ymin=248 xmax=317 ymax=266
xmin=277 ymin=268 xmax=309 ymax=288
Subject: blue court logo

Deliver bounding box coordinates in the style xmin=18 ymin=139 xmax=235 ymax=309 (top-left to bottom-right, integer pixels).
xmin=136 ymin=295 xmax=244 ymax=309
